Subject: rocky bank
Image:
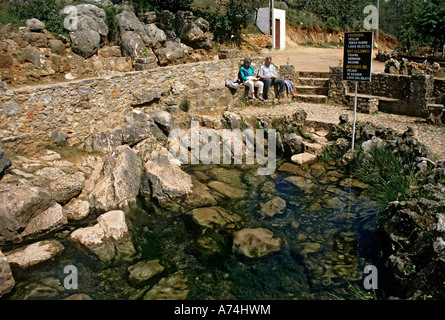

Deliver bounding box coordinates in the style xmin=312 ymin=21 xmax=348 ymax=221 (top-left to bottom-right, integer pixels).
xmin=0 ymin=106 xmax=444 ymax=299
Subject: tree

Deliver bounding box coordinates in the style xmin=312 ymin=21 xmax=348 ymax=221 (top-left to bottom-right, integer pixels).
xmin=197 ymin=0 xmax=255 ymax=44
xmin=131 ymin=0 xmax=192 ymax=12
xmin=415 ymin=0 xmax=445 ymax=55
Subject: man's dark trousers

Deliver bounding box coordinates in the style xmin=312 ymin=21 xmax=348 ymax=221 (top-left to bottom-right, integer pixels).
xmin=261 ymin=78 xmax=286 ymax=100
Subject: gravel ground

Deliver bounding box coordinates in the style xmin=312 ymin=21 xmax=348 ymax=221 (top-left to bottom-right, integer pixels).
xmin=236 ymin=101 xmax=445 ymax=160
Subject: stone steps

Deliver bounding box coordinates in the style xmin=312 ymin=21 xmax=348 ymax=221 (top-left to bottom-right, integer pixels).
xmin=290 ymin=130 xmax=331 ymax=166
xmin=294 ymin=71 xmax=329 ymax=105
xmin=292 ymin=94 xmax=328 ymax=104
xmin=295 ymin=85 xmax=328 ymax=96
xmin=297 ymin=71 xmax=330 ymax=78
xmin=295 ymin=77 xmax=329 ymax=87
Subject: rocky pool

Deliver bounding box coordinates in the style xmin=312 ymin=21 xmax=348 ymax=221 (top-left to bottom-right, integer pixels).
xmin=4 ymin=159 xmax=385 ymax=300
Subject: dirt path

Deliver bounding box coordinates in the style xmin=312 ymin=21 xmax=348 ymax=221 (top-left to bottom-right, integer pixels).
xmin=266 ymin=46 xmax=386 ymax=73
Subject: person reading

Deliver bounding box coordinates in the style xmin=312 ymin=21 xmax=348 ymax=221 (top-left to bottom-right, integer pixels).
xmin=239 ymin=57 xmax=264 ymax=101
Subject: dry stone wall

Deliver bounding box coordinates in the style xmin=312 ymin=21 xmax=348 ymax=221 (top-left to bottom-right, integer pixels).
xmin=329 ymin=66 xmax=444 ymax=118
xmin=0 ymin=58 xmax=245 ymax=154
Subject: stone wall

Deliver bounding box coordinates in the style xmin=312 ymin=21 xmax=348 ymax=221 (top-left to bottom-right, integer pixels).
xmin=329 ymin=66 xmax=444 ymax=118
xmin=434 ymin=78 xmax=445 ymax=104
xmin=0 ymin=58 xmax=250 ymax=154
xmin=346 ymin=73 xmax=411 ymax=100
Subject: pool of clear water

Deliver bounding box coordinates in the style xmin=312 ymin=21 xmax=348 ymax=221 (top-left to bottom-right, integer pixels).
xmin=5 ymin=160 xmax=386 ymax=300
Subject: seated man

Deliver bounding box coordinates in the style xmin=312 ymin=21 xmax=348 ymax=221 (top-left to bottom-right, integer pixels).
xmin=258 ymin=57 xmax=286 ymax=100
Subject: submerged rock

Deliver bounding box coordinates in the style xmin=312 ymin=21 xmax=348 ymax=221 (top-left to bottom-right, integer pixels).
xmin=300 ymin=242 xmax=322 ymax=255
xmin=182 ymin=177 xmax=217 ymax=208
xmin=232 ymin=228 xmax=281 ymax=258
xmin=208 ymin=167 xmax=244 ymax=188
xmin=207 ymin=181 xmax=247 ymax=199
xmin=259 ymin=197 xmax=287 ymax=217
xmin=188 ymin=206 xmax=241 ymax=229
xmin=143 ymin=270 xmax=189 ymax=300
xmin=128 ymin=259 xmax=165 ymax=284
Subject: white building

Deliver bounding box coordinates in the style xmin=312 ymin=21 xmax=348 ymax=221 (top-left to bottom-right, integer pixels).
xmin=256 ymin=7 xmax=286 ymax=50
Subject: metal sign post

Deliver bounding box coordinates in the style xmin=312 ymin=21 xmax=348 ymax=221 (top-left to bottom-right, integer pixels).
xmin=351 ymin=81 xmax=358 ymax=152
xmin=343 ymin=31 xmax=374 ymax=152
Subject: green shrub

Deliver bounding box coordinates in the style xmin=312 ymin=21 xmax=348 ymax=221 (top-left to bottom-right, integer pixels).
xmin=2 ymin=0 xmax=66 ymax=34
xmin=180 ymin=97 xmax=191 ymax=112
xmin=196 ymin=0 xmax=255 ymax=44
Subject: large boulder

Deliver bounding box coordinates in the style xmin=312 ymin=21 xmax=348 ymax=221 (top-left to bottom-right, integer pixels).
xmin=61 ymin=4 xmax=108 ymax=58
xmin=70 ymin=210 xmax=135 ymax=262
xmin=89 ymin=145 xmax=142 ymax=212
xmin=26 ymin=18 xmax=45 ymax=32
xmin=122 ymin=111 xmax=153 ymax=146
xmin=92 ymin=128 xmax=123 ymax=153
xmin=151 ymin=109 xmax=175 ymax=135
xmin=154 ymin=40 xmax=192 ymax=66
xmin=176 ymin=11 xmax=213 ymax=49
xmin=144 ymin=23 xmax=167 ymax=48
xmin=48 ymin=172 xmax=85 ymax=204
xmin=20 ymin=203 xmax=68 ymax=239
xmin=0 ymin=182 xmax=54 ymax=244
xmin=69 ymin=29 xmax=101 ymax=58
xmin=116 ymin=11 xmax=150 ymax=45
xmin=61 ymin=4 xmax=108 ymax=37
xmin=142 ymin=150 xmax=193 ymax=201
xmin=232 ymin=228 xmax=281 ymax=258
xmin=120 ymin=31 xmax=150 ymax=59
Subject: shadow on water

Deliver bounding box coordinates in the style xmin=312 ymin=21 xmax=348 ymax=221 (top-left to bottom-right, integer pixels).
xmin=4 ymin=159 xmax=389 ymax=300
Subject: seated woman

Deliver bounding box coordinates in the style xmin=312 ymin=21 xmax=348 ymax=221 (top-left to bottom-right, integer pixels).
xmin=239 ymin=57 xmax=264 ymax=101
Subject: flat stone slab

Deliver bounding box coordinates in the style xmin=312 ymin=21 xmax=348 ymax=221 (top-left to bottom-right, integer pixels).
xmin=5 ymin=240 xmax=64 ymax=268
xmin=303 ymin=141 xmax=324 ymax=155
xmin=290 ymin=152 xmax=317 ymax=165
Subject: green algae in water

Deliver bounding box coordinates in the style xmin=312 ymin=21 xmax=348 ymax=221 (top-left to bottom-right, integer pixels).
xmin=4 ymin=161 xmax=384 ymax=300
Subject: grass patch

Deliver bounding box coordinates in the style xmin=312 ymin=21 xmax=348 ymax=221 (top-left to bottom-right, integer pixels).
xmin=349 ymin=144 xmax=417 ymax=212
xmin=180 ymin=96 xmax=191 ymax=112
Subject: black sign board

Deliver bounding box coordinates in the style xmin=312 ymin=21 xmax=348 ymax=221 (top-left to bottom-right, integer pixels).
xmin=343 ymin=31 xmax=373 ymax=81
